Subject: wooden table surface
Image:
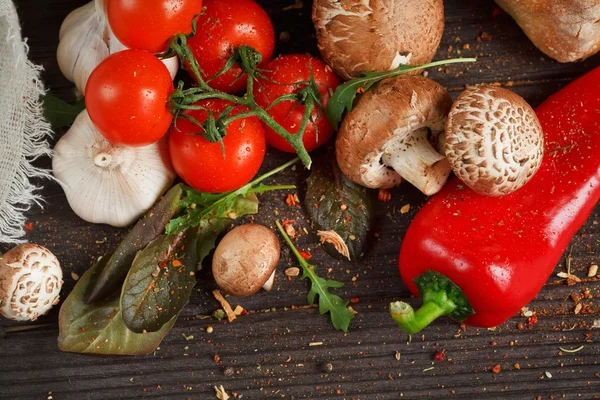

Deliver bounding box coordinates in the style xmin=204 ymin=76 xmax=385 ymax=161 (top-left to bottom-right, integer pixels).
xmin=2 ymin=0 xmax=600 ymax=399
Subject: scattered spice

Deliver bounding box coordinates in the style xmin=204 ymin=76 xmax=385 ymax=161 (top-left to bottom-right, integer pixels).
xmin=233 ymin=305 xmax=245 ymax=316
xmin=298 ymin=250 xmax=312 ymax=260
xmin=206 ymin=326 xmax=214 ymax=334
xmin=182 ymin=333 xmax=194 ymax=341
xmin=322 ymin=362 xmax=333 ymax=373
xmin=212 ymin=290 xmax=237 ymax=322
xmin=285 ymin=193 xmax=298 ymax=207
xmin=559 ymin=345 xmax=584 ymax=353
xmin=422 ymin=366 xmax=435 ymax=372
xmin=527 ymin=315 xmax=538 ymax=325
xmin=223 ymin=367 xmax=234 ymax=376
xmin=309 ymin=341 xmax=323 ymax=347
xmin=317 ymin=230 xmax=350 ymax=261
xmin=588 ymin=264 xmax=598 ymax=277
xmin=434 ymin=350 xmax=446 ymax=361
xmin=214 ymin=385 xmax=230 ymax=400
xmin=574 ymin=303 xmax=583 ymax=314
xmin=395 ymin=351 xmax=401 ymax=361
xmin=284 ymin=222 xmax=296 ymax=238
xmin=400 ymin=204 xmax=411 ymax=214
xmin=513 ymin=363 xmax=521 ymax=370
xmin=545 ymin=371 xmax=553 ymax=379
xmin=285 ymin=267 xmax=300 ymax=277
xmin=378 ymin=189 xmax=391 ymax=202
xmin=491 ymin=365 xmax=501 ymax=373
xmin=71 ymin=271 xmax=80 ymax=281
xmin=24 ymin=222 xmax=33 ymax=231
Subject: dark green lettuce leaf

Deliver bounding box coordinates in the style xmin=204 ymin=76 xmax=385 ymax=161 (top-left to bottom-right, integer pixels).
xmin=58 ymin=255 xmax=176 ymax=355
xmin=305 ymin=157 xmax=374 ymax=261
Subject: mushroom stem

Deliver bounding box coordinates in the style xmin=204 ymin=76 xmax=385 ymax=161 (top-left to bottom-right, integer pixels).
xmin=381 ymin=127 xmax=451 ymax=196
xmin=262 ymin=270 xmax=276 ymax=292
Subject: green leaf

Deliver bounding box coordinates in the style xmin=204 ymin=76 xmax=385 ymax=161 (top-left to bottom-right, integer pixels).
xmin=58 ymin=255 xmax=177 ymax=355
xmin=166 ymin=158 xmax=299 ymax=235
xmin=325 ymin=58 xmax=477 ymax=129
xmin=121 ymin=194 xmax=260 ymax=333
xmin=43 ymin=94 xmax=85 ymax=130
xmin=305 ymin=156 xmax=374 ymax=261
xmin=85 ymin=184 xmax=184 ymax=304
xmin=120 ymin=232 xmax=195 ymax=333
xmin=276 ymin=221 xmax=355 ymax=332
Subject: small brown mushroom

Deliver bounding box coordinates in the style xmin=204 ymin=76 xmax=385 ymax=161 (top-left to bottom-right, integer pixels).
xmin=212 ymin=224 xmax=280 ymax=297
xmin=445 ymin=85 xmax=544 ymax=197
xmin=312 ymin=0 xmax=444 ymax=80
xmin=336 ymin=75 xmax=453 ymax=195
xmin=0 ymin=244 xmax=63 ymax=321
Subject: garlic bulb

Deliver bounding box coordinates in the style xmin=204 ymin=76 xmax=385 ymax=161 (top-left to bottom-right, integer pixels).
xmin=58 ymin=0 xmax=179 ymax=94
xmin=0 ymin=244 xmax=63 ymax=321
xmin=52 ymin=110 xmax=176 ymax=227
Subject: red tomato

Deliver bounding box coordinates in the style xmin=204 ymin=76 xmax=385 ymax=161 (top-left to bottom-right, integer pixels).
xmin=85 ymin=50 xmax=174 ymax=146
xmin=253 ymin=54 xmax=341 ymax=152
xmin=107 ymin=0 xmax=203 ymax=53
xmin=169 ymin=99 xmax=266 ymax=192
xmin=186 ymin=0 xmax=275 ymax=93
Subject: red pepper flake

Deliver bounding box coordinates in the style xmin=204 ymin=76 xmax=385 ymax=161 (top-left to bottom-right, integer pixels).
xmin=491 ymin=7 xmax=503 ymax=17
xmin=434 ymin=350 xmax=447 ymax=361
xmin=285 ymin=194 xmax=297 ymax=207
xmin=491 ymin=364 xmax=501 ymax=373
xmin=479 ymin=32 xmax=492 ymax=41
xmin=213 ymin=354 xmax=221 ymax=363
xmin=24 ymin=222 xmax=33 ymax=231
xmin=350 ymin=297 xmax=359 ymax=304
xmin=378 ymin=189 xmax=391 ymax=202
xmin=298 ymin=250 xmax=312 ymax=260
xmin=527 ymin=315 xmax=539 ymax=325
xmin=172 ymin=260 xmax=182 ymax=267
xmin=282 ymin=219 xmax=297 ymax=225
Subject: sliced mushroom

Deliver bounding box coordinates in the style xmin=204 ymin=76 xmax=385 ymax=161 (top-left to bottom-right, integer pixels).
xmin=0 ymin=244 xmax=63 ymax=321
xmin=336 ymin=75 xmax=453 ymax=196
xmin=445 ymin=85 xmax=544 ymax=197
xmin=312 ymin=0 xmax=444 ymax=80
xmin=212 ymin=224 xmax=280 ymax=297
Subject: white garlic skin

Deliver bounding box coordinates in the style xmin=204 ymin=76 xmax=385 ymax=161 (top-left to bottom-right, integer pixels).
xmin=57 ymin=0 xmax=179 ymax=94
xmin=0 ymin=244 xmax=63 ymax=321
xmin=52 ymin=110 xmax=176 ymax=227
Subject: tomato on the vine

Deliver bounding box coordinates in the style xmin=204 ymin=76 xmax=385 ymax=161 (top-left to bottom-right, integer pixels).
xmin=253 ymin=54 xmax=341 ymax=153
xmin=85 ymin=50 xmax=174 ymax=146
xmin=169 ymin=99 xmax=266 ymax=193
xmin=186 ymin=0 xmax=275 ymax=93
xmin=107 ymin=0 xmax=203 ymax=54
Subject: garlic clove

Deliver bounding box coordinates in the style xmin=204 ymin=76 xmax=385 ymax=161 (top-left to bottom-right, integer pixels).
xmin=0 ymin=244 xmax=63 ymax=321
xmin=52 ymin=110 xmax=176 ymax=227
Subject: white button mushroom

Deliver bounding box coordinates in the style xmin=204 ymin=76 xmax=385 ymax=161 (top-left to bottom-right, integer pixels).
xmin=336 ymin=75 xmax=453 ymax=196
xmin=445 ymin=85 xmax=544 ymax=197
xmin=52 ymin=110 xmax=176 ymax=227
xmin=212 ymin=224 xmax=280 ymax=297
xmin=312 ymin=0 xmax=444 ymax=80
xmin=0 ymin=244 xmax=63 ymax=321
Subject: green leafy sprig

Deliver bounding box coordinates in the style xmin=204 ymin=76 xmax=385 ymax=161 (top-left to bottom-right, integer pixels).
xmin=276 ymin=220 xmax=355 ymax=332
xmin=325 ymin=58 xmax=477 ymax=129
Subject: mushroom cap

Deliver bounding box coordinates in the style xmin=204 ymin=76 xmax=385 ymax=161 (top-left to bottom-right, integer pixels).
xmin=445 ymin=85 xmax=544 ymax=197
xmin=212 ymin=224 xmax=280 ymax=297
xmin=336 ymin=75 xmax=453 ymax=189
xmin=0 ymin=244 xmax=63 ymax=321
xmin=312 ymin=0 xmax=444 ymax=80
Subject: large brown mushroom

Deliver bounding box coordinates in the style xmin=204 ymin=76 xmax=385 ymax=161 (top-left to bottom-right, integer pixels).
xmin=212 ymin=224 xmax=280 ymax=297
xmin=445 ymin=85 xmax=544 ymax=197
xmin=495 ymin=0 xmax=600 ymax=63
xmin=312 ymin=0 xmax=444 ymax=80
xmin=336 ymin=75 xmax=453 ymax=196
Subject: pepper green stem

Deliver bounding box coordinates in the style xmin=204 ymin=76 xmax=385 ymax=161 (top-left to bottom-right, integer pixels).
xmin=390 ymin=291 xmax=457 ymax=334
xmin=390 ymin=270 xmax=475 ymax=334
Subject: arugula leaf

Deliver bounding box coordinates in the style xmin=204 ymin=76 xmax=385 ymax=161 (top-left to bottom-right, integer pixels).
xmin=166 ymin=158 xmax=299 ymax=234
xmin=121 ymin=195 xmax=260 ymax=333
xmin=58 ymin=255 xmax=177 ymax=355
xmin=85 ymin=184 xmax=184 ymax=304
xmin=43 ymin=94 xmax=85 ymax=130
xmin=276 ymin=221 xmax=355 ymax=332
xmin=305 ymin=156 xmax=374 ymax=261
xmin=325 ymin=58 xmax=477 ymax=129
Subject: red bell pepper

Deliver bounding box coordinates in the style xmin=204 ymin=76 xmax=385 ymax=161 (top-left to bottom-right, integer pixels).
xmin=391 ymin=67 xmax=600 ymax=333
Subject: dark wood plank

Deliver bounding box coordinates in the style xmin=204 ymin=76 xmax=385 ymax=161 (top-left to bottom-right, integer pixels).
xmin=1 ymin=0 xmax=599 ymax=399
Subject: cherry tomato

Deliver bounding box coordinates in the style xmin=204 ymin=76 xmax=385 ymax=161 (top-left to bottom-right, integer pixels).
xmin=107 ymin=0 xmax=203 ymax=53
xmin=169 ymin=99 xmax=266 ymax=193
xmin=186 ymin=0 xmax=275 ymax=93
xmin=85 ymin=49 xmax=174 ymax=146
xmin=253 ymin=54 xmax=341 ymax=152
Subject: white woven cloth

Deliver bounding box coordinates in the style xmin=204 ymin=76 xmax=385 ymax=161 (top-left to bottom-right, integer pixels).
xmin=0 ymin=0 xmax=53 ymax=243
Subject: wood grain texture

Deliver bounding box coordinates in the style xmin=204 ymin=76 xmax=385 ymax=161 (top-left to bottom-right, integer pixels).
xmin=1 ymin=0 xmax=599 ymax=399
